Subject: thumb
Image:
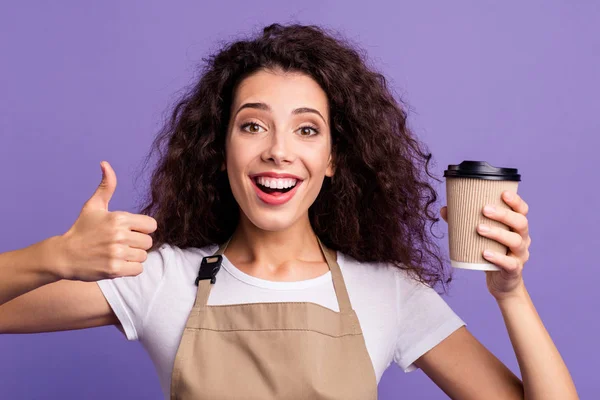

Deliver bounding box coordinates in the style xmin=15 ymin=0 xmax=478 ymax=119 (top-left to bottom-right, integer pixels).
xmin=85 ymin=161 xmax=117 ymax=211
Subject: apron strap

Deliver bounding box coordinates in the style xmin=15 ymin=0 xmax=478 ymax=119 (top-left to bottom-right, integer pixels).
xmin=316 ymin=237 xmax=352 ymax=314
xmin=194 ymin=237 xmax=232 ymax=310
xmin=213 ymin=238 xmax=232 ymax=256
xmin=194 ymin=236 xmax=353 ymax=314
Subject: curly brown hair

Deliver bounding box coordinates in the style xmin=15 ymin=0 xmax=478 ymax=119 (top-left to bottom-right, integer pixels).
xmin=134 ymin=23 xmax=454 ymax=294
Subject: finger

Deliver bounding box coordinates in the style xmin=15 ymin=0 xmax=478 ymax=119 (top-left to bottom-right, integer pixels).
xmin=440 ymin=206 xmax=447 ymax=222
xmin=122 ymin=213 xmax=158 ymax=234
xmin=125 ymin=247 xmax=148 ymax=263
xmin=482 ymin=204 xmax=530 ymax=239
xmin=85 ymin=161 xmax=117 ymax=211
xmin=477 ymin=224 xmax=527 ymax=254
xmin=502 ymin=191 xmax=529 ymax=216
xmin=124 ymin=231 xmax=153 ymax=250
xmin=482 ymin=249 xmax=522 ymax=275
xmin=119 ymin=261 xmax=144 ymax=277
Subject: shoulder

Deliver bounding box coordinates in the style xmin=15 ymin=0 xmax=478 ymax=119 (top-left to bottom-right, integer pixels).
xmin=133 ymin=242 xmax=221 ymax=285
xmin=337 ymin=251 xmax=397 ymax=286
xmin=337 ymin=252 xmax=434 ymax=323
xmin=154 ymin=242 xmax=219 ymax=267
xmin=338 ymin=251 xmax=398 ymax=277
xmin=338 ymin=251 xmax=428 ymax=300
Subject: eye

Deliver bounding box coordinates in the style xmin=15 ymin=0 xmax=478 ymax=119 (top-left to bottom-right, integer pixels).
xmin=239 ymin=121 xmax=320 ymax=136
xmin=297 ymin=125 xmax=320 ymax=137
xmin=240 ymin=122 xmax=265 ymax=134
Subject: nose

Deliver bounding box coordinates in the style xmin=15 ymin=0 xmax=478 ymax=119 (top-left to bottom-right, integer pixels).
xmin=261 ymin=129 xmax=295 ymax=165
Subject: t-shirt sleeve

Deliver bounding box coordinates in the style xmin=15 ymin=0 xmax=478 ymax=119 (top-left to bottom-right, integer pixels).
xmin=96 ymin=243 xmax=171 ymax=341
xmin=393 ymin=272 xmax=466 ymax=373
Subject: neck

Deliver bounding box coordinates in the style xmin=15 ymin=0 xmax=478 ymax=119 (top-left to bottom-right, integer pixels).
xmin=225 ymin=212 xmax=324 ymax=268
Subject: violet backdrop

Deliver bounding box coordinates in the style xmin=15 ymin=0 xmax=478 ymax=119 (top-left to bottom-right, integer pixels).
xmin=1 ymin=1 xmax=597 ymax=398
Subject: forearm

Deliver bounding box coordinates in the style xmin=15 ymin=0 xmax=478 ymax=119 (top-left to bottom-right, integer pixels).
xmin=497 ymin=283 xmax=579 ymax=400
xmin=0 ymin=236 xmax=65 ymax=306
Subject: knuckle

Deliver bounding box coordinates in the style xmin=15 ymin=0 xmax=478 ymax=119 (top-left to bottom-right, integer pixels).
xmin=109 ymin=244 xmax=125 ymax=259
xmin=111 ymin=211 xmax=128 ymax=225
xmin=113 ymin=230 xmax=127 ymax=244
xmin=513 ymin=258 xmax=522 ymax=270
xmin=514 ymin=235 xmax=524 ymax=249
xmin=106 ymin=260 xmax=122 ymax=277
xmin=516 ymin=216 xmax=528 ymax=231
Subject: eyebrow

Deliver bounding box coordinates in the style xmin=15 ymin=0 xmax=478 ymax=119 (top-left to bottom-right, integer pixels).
xmin=233 ymin=102 xmax=328 ymax=126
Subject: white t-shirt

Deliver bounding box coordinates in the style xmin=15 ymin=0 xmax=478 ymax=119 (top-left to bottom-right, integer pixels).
xmin=97 ymin=243 xmax=466 ymax=400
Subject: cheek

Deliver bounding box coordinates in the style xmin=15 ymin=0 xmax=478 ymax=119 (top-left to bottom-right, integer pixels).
xmin=308 ymin=151 xmax=332 ymax=177
xmin=225 ymin=143 xmax=254 ymax=194
xmin=225 ymin=141 xmax=248 ymax=170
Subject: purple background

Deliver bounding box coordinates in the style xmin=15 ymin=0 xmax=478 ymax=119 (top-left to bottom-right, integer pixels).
xmin=1 ymin=1 xmax=597 ymax=398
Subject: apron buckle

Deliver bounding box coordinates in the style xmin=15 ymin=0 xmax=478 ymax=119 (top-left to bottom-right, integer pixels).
xmin=195 ymin=255 xmax=223 ymax=285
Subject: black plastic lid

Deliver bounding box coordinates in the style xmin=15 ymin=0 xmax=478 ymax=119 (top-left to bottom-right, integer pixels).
xmin=443 ymin=161 xmax=521 ymax=181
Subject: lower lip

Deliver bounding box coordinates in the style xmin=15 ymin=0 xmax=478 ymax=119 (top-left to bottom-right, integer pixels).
xmin=250 ymin=177 xmax=302 ymax=206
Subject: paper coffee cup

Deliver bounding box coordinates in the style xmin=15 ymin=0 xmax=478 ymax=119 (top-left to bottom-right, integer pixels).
xmin=443 ymin=161 xmax=521 ymax=271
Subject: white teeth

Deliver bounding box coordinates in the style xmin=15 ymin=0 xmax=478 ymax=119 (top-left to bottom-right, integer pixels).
xmin=256 ymin=176 xmax=298 ymax=189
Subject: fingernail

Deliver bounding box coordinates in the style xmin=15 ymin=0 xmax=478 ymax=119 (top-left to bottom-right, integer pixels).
xmin=484 ymin=205 xmax=495 ymax=214
xmin=504 ymin=191 xmax=513 ymax=200
xmin=484 ymin=250 xmax=494 ymax=258
xmin=478 ymin=224 xmax=490 ymax=232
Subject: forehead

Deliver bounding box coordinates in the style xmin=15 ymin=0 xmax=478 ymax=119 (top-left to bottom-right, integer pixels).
xmin=231 ymin=69 xmax=329 ymax=117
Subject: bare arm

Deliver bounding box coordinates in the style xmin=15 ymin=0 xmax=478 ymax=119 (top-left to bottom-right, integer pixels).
xmin=415 ymin=326 xmax=524 ymax=399
xmin=0 ymin=235 xmax=66 ymax=307
xmin=429 ymin=196 xmax=578 ymax=399
xmin=0 ymin=237 xmax=119 ymax=334
xmin=0 ymin=161 xmax=155 ymax=335
xmin=497 ymin=284 xmax=578 ymax=399
xmin=414 ymin=285 xmax=578 ymax=399
xmin=0 ymin=278 xmax=119 ymax=334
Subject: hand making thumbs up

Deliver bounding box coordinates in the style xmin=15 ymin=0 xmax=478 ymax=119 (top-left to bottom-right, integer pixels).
xmin=58 ymin=161 xmax=158 ymax=282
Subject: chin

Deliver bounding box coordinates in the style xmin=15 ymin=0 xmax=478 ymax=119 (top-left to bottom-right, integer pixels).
xmin=245 ymin=212 xmax=299 ymax=232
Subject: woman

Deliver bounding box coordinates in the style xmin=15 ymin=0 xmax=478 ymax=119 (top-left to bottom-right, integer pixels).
xmin=0 ymin=23 xmax=577 ymax=399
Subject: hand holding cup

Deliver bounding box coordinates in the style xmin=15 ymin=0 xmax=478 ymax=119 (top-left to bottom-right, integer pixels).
xmin=441 ymin=161 xmax=533 ymax=302
xmin=57 ymin=162 xmax=157 ymax=282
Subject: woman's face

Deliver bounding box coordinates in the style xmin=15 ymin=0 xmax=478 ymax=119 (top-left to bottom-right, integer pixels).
xmin=224 ymin=68 xmax=334 ymax=232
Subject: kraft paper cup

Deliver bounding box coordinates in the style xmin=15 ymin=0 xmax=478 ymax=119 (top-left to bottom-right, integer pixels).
xmin=443 ymin=161 xmax=521 ymax=271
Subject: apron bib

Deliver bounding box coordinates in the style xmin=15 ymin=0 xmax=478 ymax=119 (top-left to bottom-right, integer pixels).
xmin=170 ymin=237 xmax=378 ymax=399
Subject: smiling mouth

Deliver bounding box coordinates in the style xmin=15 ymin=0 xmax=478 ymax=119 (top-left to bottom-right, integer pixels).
xmin=249 ymin=176 xmax=303 ymax=206
xmin=252 ymin=177 xmax=297 ymax=194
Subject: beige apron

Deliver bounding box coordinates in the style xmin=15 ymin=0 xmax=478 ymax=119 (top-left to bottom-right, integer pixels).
xmin=170 ymin=237 xmax=378 ymax=399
